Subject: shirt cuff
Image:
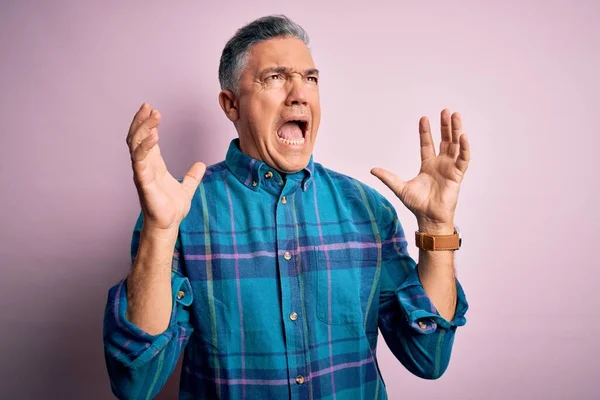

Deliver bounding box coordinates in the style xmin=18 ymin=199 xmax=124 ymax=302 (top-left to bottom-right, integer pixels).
xmin=396 ymin=268 xmax=468 ymax=334
xmin=103 ymin=272 xmax=193 ymax=369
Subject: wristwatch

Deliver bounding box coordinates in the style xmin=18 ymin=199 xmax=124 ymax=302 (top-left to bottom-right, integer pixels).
xmin=415 ymin=226 xmax=461 ymax=251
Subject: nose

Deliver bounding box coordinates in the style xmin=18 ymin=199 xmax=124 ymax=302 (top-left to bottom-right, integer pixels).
xmin=285 ymin=75 xmax=308 ymax=106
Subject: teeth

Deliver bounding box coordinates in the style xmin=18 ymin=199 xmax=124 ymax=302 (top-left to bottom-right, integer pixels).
xmin=278 ymin=136 xmax=305 ymax=146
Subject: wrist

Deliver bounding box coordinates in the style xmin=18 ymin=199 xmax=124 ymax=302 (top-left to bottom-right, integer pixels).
xmin=415 ymin=223 xmax=461 ymax=251
xmin=417 ymin=220 xmax=455 ymax=235
xmin=141 ymin=224 xmax=180 ymax=242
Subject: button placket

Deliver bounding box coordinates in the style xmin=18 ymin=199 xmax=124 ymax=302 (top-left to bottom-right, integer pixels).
xmin=275 ymin=173 xmax=310 ymax=390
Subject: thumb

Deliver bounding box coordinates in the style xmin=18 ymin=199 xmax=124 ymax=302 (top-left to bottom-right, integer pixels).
xmin=370 ymin=167 xmax=406 ymax=197
xmin=181 ymin=162 xmax=206 ymax=199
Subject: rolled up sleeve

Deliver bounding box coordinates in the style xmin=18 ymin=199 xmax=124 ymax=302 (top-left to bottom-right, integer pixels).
xmin=103 ymin=272 xmax=194 ymax=370
xmin=397 ymin=268 xmax=468 ymax=334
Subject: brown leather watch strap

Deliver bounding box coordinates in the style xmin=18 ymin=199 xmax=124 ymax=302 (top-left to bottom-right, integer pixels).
xmin=415 ymin=229 xmax=461 ymax=251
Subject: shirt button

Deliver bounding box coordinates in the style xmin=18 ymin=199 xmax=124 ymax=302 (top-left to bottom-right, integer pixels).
xmin=295 ymin=375 xmax=305 ymax=385
xmin=418 ymin=321 xmax=427 ymax=330
xmin=177 ymin=291 xmax=185 ymax=300
xmin=281 ymin=196 xmax=287 ymax=204
xmin=289 ymin=312 xmax=298 ymax=321
xmin=265 ymin=171 xmax=273 ymax=179
xmin=283 ymin=252 xmax=292 ymax=261
xmin=251 ymin=181 xmax=257 ymax=187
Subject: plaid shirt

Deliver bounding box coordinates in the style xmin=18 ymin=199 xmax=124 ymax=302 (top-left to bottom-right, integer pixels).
xmin=103 ymin=139 xmax=468 ymax=399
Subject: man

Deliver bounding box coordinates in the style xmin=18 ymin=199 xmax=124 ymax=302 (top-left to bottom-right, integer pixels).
xmin=104 ymin=14 xmax=470 ymax=400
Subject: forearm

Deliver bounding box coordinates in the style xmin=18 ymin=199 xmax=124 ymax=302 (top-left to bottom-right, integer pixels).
xmin=375 ymin=201 xmax=469 ymax=380
xmin=126 ymin=226 xmax=178 ymax=335
xmin=416 ymin=222 xmax=457 ymax=322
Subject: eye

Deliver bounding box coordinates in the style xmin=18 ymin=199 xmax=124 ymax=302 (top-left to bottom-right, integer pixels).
xmin=266 ymin=74 xmax=283 ymax=80
xmin=307 ymin=76 xmax=319 ymax=83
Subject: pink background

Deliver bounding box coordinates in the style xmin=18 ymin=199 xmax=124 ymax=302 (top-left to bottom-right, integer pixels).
xmin=1 ymin=0 xmax=598 ymax=398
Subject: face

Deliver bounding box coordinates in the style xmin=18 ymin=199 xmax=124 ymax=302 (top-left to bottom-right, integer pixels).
xmin=219 ymin=37 xmax=321 ymax=173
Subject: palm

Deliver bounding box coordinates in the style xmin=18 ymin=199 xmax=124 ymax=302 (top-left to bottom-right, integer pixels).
xmin=372 ymin=109 xmax=470 ymax=226
xmin=399 ymin=156 xmax=463 ymax=223
xmin=127 ymin=104 xmax=205 ymax=231
xmin=133 ymin=145 xmax=194 ymax=230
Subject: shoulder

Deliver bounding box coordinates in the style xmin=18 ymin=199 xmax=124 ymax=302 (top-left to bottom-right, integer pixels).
xmin=315 ymin=164 xmax=402 ymax=237
xmin=175 ymin=161 xmax=228 ymax=186
xmin=182 ymin=161 xmax=229 ymax=215
xmin=202 ymin=161 xmax=228 ymax=183
xmin=314 ymin=163 xmax=391 ymax=209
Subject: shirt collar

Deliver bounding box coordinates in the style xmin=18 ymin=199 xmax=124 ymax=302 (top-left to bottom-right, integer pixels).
xmin=225 ymin=139 xmax=314 ymax=192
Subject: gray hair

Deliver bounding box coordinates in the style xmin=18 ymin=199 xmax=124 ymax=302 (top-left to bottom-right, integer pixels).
xmin=218 ymin=15 xmax=310 ymax=94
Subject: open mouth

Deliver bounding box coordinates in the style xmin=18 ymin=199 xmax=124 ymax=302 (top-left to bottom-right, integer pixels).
xmin=277 ymin=119 xmax=308 ymax=146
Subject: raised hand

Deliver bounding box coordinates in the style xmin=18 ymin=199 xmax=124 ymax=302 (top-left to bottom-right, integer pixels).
xmin=371 ymin=109 xmax=470 ymax=231
xmin=126 ymin=103 xmax=206 ymax=232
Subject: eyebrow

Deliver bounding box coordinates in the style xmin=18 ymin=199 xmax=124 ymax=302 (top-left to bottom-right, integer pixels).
xmin=260 ymin=67 xmax=320 ymax=76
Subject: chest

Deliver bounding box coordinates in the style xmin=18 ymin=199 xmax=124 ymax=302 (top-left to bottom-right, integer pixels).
xmin=179 ymin=184 xmax=382 ymax=338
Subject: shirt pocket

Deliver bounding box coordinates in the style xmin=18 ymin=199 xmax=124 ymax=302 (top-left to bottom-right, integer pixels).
xmin=315 ymin=249 xmax=380 ymax=326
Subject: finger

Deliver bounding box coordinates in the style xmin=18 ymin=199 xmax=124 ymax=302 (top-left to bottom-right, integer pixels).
xmin=181 ymin=162 xmax=207 ymax=199
xmin=455 ymin=133 xmax=470 ymax=173
xmin=127 ymin=103 xmax=152 ymax=145
xmin=448 ymin=112 xmax=462 ymax=158
xmin=131 ymin=128 xmax=159 ymax=162
xmin=439 ymin=109 xmax=452 ymax=155
xmin=419 ymin=116 xmax=436 ymax=161
xmin=370 ymin=168 xmax=406 ymax=197
xmin=129 ymin=109 xmax=161 ymax=154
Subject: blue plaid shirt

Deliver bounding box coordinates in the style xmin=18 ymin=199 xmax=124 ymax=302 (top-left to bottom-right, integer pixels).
xmin=103 ymin=139 xmax=468 ymax=399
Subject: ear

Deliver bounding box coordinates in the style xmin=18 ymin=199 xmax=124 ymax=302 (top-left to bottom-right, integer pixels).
xmin=219 ymin=90 xmax=239 ymax=122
